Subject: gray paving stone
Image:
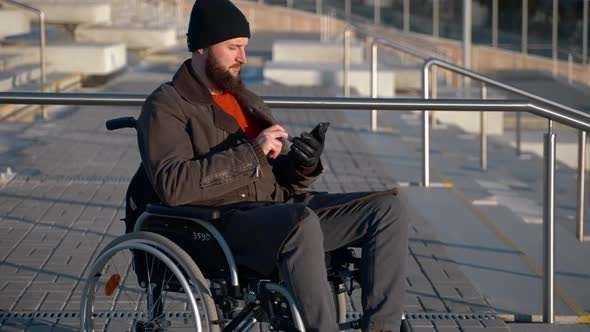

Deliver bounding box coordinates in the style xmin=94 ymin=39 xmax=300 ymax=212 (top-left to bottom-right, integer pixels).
xmin=435 ymin=327 xmax=462 ymax=332
xmin=409 ymin=319 xmax=435 ymax=328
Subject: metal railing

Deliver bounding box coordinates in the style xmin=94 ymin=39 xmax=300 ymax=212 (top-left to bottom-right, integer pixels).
xmin=0 ymin=0 xmax=47 ymax=119
xmin=421 ymin=59 xmax=590 ymax=323
xmin=343 ymin=23 xmax=590 ymax=249
xmin=423 ymin=58 xmax=590 ymax=249
xmin=1 ymin=91 xmax=590 ymax=324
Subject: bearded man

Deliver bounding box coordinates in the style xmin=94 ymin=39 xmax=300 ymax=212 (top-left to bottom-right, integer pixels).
xmin=126 ymin=0 xmax=409 ymax=331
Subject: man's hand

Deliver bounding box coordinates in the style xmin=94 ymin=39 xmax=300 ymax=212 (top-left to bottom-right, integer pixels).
xmin=252 ymin=124 xmax=289 ymax=159
xmin=289 ymin=122 xmax=330 ymax=168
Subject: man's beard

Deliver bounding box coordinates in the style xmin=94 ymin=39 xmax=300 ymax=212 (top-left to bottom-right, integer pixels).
xmin=206 ymin=55 xmax=244 ymax=93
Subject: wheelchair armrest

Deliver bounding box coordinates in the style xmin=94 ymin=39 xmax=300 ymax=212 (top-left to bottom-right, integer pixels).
xmin=146 ymin=203 xmax=221 ymax=221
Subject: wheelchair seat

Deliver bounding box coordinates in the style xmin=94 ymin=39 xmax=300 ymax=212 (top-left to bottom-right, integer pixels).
xmin=146 ymin=203 xmax=222 ymax=221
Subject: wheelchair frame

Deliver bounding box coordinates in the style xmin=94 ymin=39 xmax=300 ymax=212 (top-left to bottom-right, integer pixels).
xmin=134 ymin=208 xmax=307 ymax=331
xmin=79 ymin=117 xmax=362 ymax=332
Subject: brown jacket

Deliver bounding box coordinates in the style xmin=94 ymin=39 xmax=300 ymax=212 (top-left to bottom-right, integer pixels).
xmin=136 ymin=59 xmax=322 ymax=207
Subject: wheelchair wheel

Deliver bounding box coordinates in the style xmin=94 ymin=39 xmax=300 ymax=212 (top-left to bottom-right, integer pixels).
xmin=80 ymin=231 xmax=220 ymax=332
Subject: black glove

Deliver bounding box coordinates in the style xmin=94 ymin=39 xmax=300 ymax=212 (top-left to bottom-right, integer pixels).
xmin=289 ymin=122 xmax=330 ymax=168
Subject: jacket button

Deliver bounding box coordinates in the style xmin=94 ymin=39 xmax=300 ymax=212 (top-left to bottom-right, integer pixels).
xmin=240 ymin=193 xmax=246 ymax=198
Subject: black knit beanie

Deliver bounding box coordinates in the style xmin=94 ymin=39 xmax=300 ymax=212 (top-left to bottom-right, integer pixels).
xmin=187 ymin=0 xmax=251 ymax=51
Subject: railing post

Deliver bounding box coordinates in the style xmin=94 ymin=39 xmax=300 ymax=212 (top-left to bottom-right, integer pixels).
xmin=345 ymin=0 xmax=351 ymax=22
xmin=522 ymin=0 xmax=528 ymax=54
xmin=481 ymin=84 xmax=488 ymax=170
xmin=463 ymin=0 xmax=472 ymax=89
xmin=568 ymin=53 xmax=573 ymax=84
xmin=374 ymin=0 xmax=380 ymax=25
xmin=343 ymin=28 xmax=351 ymax=97
xmin=432 ymin=0 xmax=439 ymax=37
xmin=39 ymin=9 xmax=46 ymax=119
xmin=403 ymin=0 xmax=409 ymax=32
xmin=430 ymin=66 xmax=438 ymax=128
xmin=371 ymin=42 xmax=378 ymax=131
xmin=422 ymin=62 xmax=431 ymax=188
xmin=543 ymin=119 xmax=556 ymax=324
xmin=492 ymin=0 xmax=498 ymax=48
xmin=577 ymin=131 xmax=586 ymax=241
xmin=584 ymin=0 xmax=588 ymax=64
xmin=552 ymin=0 xmax=558 ymax=76
xmin=516 ymin=113 xmax=522 ymax=156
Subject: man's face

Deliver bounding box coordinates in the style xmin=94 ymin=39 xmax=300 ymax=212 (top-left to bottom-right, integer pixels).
xmin=205 ymin=37 xmax=248 ymax=92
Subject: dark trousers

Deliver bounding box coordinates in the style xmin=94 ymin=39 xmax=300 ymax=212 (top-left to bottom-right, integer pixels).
xmin=220 ymin=191 xmax=409 ymax=332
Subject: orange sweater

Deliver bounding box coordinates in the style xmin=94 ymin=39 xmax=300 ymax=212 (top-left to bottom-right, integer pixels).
xmin=212 ymin=92 xmax=261 ymax=139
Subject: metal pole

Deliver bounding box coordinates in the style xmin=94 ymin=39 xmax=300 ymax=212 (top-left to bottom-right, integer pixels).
xmin=552 ymin=0 xmax=558 ymax=76
xmin=584 ymin=0 xmax=588 ymax=64
xmin=577 ymin=131 xmax=586 ymax=241
xmin=345 ymin=0 xmax=351 ymax=22
xmin=433 ymin=0 xmax=439 ymax=37
xmin=374 ymin=0 xmax=380 ymax=25
xmin=422 ymin=64 xmax=431 ymax=187
xmin=403 ymin=0 xmax=410 ymax=32
xmin=430 ymin=66 xmax=438 ymax=128
xmin=463 ymin=0 xmax=472 ymax=89
xmin=492 ymin=0 xmax=498 ymax=48
xmin=175 ymin=0 xmax=181 ymax=37
xmin=316 ymin=0 xmax=322 ymax=15
xmin=568 ymin=53 xmax=573 ymax=84
xmin=522 ymin=0 xmax=528 ymax=54
xmin=344 ymin=28 xmax=351 ymax=97
xmin=39 ymin=9 xmax=46 ymax=119
xmin=543 ymin=120 xmax=556 ymax=324
xmin=481 ymin=84 xmax=488 ymax=170
xmin=371 ymin=42 xmax=378 ymax=131
xmin=516 ymin=113 xmax=522 ymax=156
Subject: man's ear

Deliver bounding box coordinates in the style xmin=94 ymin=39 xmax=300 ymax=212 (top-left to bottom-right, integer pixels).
xmin=196 ymin=48 xmax=207 ymax=55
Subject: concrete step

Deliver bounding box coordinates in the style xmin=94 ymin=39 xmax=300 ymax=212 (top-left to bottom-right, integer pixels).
xmin=264 ymin=61 xmax=397 ymax=97
xmin=0 ymin=53 xmax=38 ymax=71
xmin=16 ymin=0 xmax=110 ymax=25
xmin=0 ymin=43 xmax=127 ymax=75
xmin=0 ymin=72 xmax=82 ymax=121
xmin=0 ymin=64 xmax=53 ymax=91
xmin=0 ymin=10 xmax=31 ymax=39
xmin=271 ymin=39 xmax=366 ymax=64
xmin=75 ymin=24 xmax=178 ymax=50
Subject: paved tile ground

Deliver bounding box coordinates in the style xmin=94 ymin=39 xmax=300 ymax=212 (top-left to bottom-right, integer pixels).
xmin=0 ymin=64 xmax=509 ymax=331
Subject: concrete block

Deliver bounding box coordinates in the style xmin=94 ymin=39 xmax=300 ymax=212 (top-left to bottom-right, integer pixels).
xmin=271 ymin=39 xmax=365 ymax=64
xmin=263 ymin=62 xmax=395 ymax=97
xmin=0 ymin=10 xmax=30 ymax=39
xmin=75 ymin=25 xmax=178 ymax=50
xmin=3 ymin=43 xmax=127 ymax=75
xmin=21 ymin=1 xmax=110 ymax=24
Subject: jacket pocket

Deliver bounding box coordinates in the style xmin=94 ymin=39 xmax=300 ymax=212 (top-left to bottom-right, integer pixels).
xmin=200 ymin=163 xmax=258 ymax=189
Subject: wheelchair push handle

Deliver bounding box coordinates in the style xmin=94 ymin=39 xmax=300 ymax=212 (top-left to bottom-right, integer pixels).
xmin=106 ymin=117 xmax=137 ymax=131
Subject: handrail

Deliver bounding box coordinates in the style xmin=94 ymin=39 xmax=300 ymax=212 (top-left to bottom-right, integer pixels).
xmin=0 ymin=91 xmax=582 ymax=122
xmin=423 ymin=58 xmax=590 ymax=127
xmin=2 ymin=92 xmax=589 ymax=130
xmin=0 ymin=0 xmax=46 ymax=118
xmin=1 ymin=91 xmax=590 ymax=325
xmin=422 ymin=57 xmax=590 ymax=324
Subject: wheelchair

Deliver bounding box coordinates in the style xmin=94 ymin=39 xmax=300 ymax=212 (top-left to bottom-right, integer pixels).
xmin=79 ymin=117 xmax=364 ymax=332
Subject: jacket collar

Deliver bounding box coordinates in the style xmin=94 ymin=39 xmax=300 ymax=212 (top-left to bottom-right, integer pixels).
xmin=172 ymin=59 xmax=279 ymax=132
